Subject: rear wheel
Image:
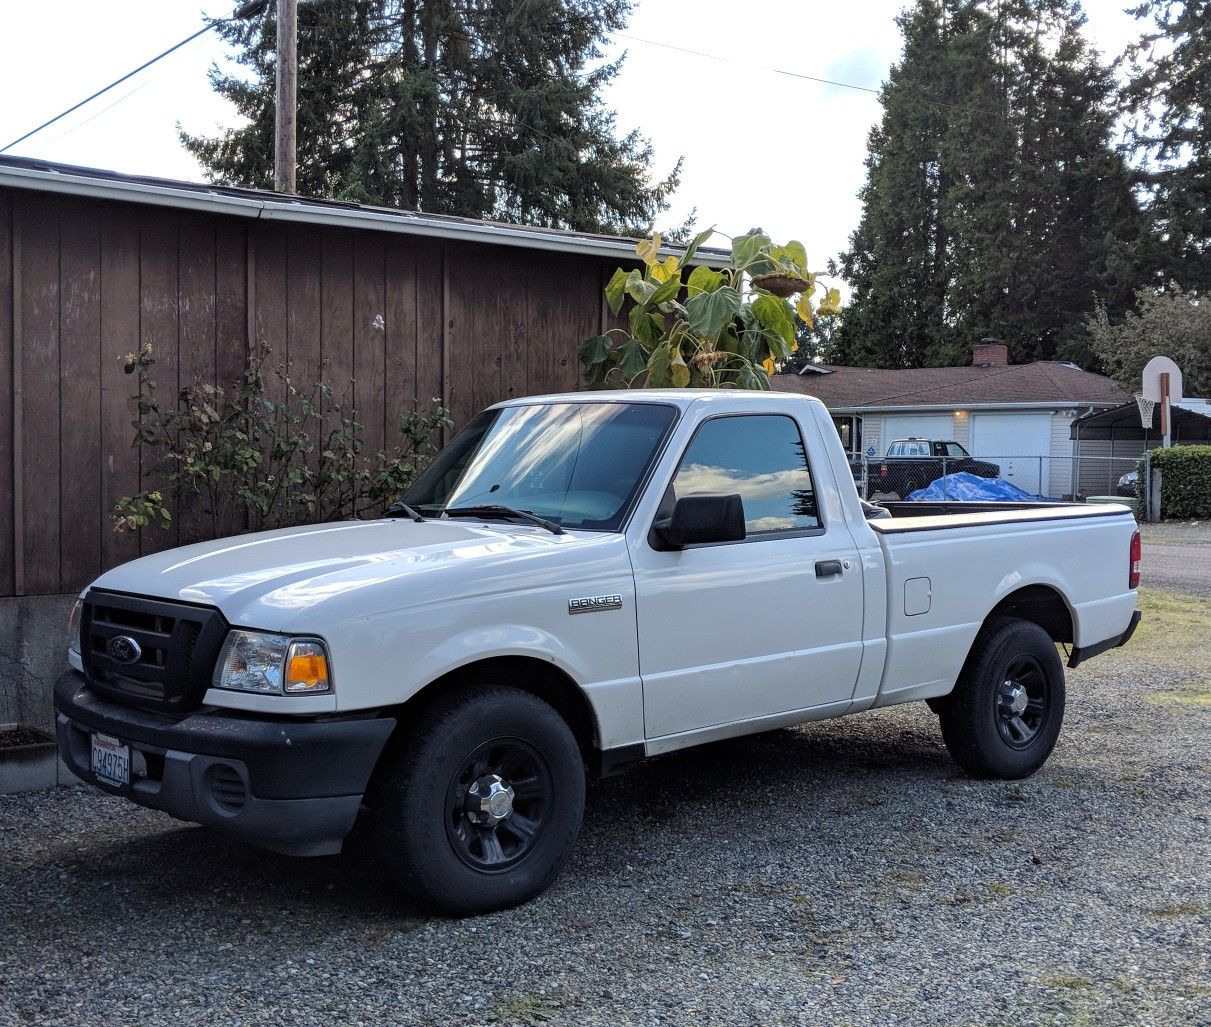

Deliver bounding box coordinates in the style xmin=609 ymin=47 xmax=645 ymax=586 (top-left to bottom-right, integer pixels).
xmin=372 ymin=683 xmax=585 ymax=915
xmin=939 ymin=617 xmax=1065 ymax=779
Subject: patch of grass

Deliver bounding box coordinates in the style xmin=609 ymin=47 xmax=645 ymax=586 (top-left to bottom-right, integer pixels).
xmin=1147 ymin=689 xmax=1211 ymax=707
xmin=1116 ymin=589 xmax=1210 ymax=672
xmin=489 ymin=997 xmax=554 ymax=1022
xmin=1042 ymin=973 xmax=1094 ymax=990
xmin=988 ymin=882 xmax=1013 ymax=897
xmin=1149 ymin=901 xmax=1208 ymax=918
xmin=491 ymin=995 xmax=557 ymax=1024
xmin=365 ymin=920 xmax=423 ymax=945
xmin=1103 ymin=589 xmax=1211 ymax=707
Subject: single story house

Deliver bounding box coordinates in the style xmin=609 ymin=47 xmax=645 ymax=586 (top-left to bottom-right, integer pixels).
xmin=772 ymin=341 xmax=1132 ymax=497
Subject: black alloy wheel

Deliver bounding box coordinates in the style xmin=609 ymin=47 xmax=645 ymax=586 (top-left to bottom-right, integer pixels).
xmin=372 ymin=683 xmax=585 ymax=915
xmin=939 ymin=617 xmax=1066 ymax=779
xmin=994 ymin=655 xmax=1051 ymax=749
xmin=445 ymin=738 xmax=553 ymax=872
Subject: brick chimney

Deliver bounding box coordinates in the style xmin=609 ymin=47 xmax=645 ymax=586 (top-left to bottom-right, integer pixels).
xmin=972 ymin=338 xmax=1008 ymax=367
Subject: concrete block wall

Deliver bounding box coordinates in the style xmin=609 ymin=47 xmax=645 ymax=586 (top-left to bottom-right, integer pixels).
xmin=0 ymin=594 xmax=75 ymax=733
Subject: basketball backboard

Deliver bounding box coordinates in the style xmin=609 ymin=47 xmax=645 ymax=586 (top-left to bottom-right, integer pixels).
xmin=1142 ymin=355 xmax=1183 ymax=403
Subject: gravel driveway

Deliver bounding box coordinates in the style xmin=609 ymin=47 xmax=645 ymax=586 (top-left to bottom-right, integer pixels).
xmin=3 ymin=590 xmax=1208 ymax=1026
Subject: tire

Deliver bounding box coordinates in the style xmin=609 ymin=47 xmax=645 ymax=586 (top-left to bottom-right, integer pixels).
xmin=939 ymin=617 xmax=1065 ymax=780
xmin=372 ymin=683 xmax=585 ymax=916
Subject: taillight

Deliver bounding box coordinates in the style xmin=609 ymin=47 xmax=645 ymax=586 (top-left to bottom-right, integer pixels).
xmin=880 ymin=464 xmax=888 ymax=477
xmin=1129 ymin=529 xmax=1141 ymax=589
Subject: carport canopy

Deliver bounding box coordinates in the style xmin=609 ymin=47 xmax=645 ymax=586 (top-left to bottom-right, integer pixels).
xmin=1070 ymin=400 xmax=1211 ymax=443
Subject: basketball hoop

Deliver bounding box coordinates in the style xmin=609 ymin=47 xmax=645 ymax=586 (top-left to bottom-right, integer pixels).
xmin=1134 ymin=393 xmax=1156 ymax=429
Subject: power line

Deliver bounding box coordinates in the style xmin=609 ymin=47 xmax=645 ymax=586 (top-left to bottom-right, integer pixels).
xmin=39 ymin=79 xmax=156 ymax=149
xmin=618 ymin=33 xmax=882 ymax=96
xmin=0 ymin=1 xmax=268 ymax=155
xmin=617 ymin=32 xmax=1006 ymax=119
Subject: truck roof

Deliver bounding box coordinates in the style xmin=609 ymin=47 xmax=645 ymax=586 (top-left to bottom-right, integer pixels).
xmin=492 ymin=389 xmax=828 ymax=413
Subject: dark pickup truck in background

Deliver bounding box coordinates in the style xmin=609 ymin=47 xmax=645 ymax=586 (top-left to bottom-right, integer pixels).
xmin=871 ymin=439 xmax=1001 ymax=499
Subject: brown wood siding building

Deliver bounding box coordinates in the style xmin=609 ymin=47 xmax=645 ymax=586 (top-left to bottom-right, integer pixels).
xmin=0 ymin=161 xmax=678 ymax=598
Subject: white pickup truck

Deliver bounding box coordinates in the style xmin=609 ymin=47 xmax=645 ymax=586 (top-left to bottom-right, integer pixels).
xmin=56 ymin=391 xmax=1141 ymax=914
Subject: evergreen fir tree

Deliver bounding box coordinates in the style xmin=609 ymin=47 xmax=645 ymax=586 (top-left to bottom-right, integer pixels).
xmin=837 ymin=0 xmax=1147 ymax=368
xmin=183 ymin=0 xmax=680 ymax=234
xmin=1123 ymin=1 xmax=1211 ymax=292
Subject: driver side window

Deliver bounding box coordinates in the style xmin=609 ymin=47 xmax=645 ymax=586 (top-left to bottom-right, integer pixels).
xmin=671 ymin=415 xmax=820 ymax=534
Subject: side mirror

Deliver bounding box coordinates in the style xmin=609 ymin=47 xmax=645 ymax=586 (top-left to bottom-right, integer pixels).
xmin=655 ymin=493 xmax=746 ymax=549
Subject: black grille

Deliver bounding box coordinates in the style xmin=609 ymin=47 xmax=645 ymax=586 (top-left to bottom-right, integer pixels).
xmin=82 ymin=590 xmax=229 ymax=715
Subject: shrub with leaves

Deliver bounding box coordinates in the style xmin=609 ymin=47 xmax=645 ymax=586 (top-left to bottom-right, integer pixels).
xmin=113 ymin=344 xmax=452 ymax=540
xmin=579 ymin=228 xmax=841 ymax=390
xmin=1146 ymin=444 xmax=1211 ymax=520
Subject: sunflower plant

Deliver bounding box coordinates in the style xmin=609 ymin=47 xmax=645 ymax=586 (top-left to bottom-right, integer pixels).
xmin=579 ymin=228 xmax=841 ymax=390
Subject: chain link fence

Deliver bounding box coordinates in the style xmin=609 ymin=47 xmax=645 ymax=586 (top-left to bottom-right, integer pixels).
xmin=848 ymin=453 xmax=1143 ymax=502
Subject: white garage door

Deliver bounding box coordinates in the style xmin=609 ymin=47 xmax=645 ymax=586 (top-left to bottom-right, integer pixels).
xmin=879 ymin=415 xmax=956 ymax=456
xmin=971 ymin=412 xmax=1053 ymax=495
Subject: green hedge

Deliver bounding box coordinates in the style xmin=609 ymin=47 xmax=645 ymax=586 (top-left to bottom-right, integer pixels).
xmin=1148 ymin=444 xmax=1211 ymax=519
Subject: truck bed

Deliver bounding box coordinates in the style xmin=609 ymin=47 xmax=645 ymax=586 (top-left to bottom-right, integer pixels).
xmin=871 ymin=501 xmax=1134 ymax=533
xmin=860 ymin=500 xmax=1138 ymax=711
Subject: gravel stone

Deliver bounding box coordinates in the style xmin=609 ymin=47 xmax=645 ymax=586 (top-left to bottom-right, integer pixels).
xmin=2 ymin=535 xmax=1208 ymax=1026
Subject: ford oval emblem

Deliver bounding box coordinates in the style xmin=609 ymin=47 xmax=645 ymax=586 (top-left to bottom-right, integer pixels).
xmin=107 ymin=635 xmax=142 ymax=665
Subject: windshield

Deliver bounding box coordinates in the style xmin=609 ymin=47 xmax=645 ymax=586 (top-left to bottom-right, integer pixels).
xmin=402 ymin=402 xmax=678 ymax=531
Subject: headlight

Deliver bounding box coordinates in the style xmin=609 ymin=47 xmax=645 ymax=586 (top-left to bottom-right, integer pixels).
xmin=213 ymin=630 xmax=333 ymax=695
xmin=67 ymin=598 xmax=84 ymax=656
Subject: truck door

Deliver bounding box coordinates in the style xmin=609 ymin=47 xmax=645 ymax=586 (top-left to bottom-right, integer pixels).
xmin=630 ymin=412 xmax=865 ymax=741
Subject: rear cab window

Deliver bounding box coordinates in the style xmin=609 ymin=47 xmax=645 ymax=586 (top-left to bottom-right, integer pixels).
xmin=668 ymin=414 xmax=821 ymax=536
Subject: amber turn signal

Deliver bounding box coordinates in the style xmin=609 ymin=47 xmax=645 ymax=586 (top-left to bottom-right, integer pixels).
xmin=284 ymin=640 xmax=332 ymax=694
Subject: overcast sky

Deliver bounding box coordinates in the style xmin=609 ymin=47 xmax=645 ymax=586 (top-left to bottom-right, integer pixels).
xmin=0 ymin=0 xmax=1142 ymax=275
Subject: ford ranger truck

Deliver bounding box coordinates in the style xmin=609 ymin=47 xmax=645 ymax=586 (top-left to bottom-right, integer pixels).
xmin=56 ymin=391 xmax=1141 ymax=915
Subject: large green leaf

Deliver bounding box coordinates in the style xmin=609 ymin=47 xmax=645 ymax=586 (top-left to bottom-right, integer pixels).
xmin=604 ymin=268 xmax=628 ymax=316
xmin=578 ymin=334 xmax=614 ymax=389
xmin=618 ymin=338 xmax=649 ymax=380
xmin=770 ymin=240 xmax=808 ymax=273
xmin=751 ymin=294 xmax=797 ymax=356
xmin=624 ymin=269 xmax=659 ymax=307
xmin=686 ymin=264 xmax=725 ymax=297
xmin=685 ymin=285 xmax=741 ymax=340
xmin=648 ymin=273 xmax=682 ymax=307
xmin=646 ymin=343 xmax=675 ymax=388
xmin=732 ymin=230 xmax=771 ymax=270
xmin=736 ymin=361 xmax=771 ymax=391
xmin=578 ymin=334 xmax=612 ymax=367
xmin=680 ymin=226 xmax=716 ymax=266
xmin=670 ymin=348 xmax=691 ymax=388
xmin=629 ymin=306 xmax=664 ymax=346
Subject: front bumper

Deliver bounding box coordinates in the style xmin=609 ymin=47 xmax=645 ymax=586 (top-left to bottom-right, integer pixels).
xmin=54 ymin=670 xmax=396 ymax=856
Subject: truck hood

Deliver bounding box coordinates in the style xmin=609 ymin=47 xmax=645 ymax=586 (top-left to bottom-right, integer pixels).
xmin=89 ymin=518 xmax=616 ymax=630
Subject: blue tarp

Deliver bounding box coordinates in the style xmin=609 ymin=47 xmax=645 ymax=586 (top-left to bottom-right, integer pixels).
xmin=907 ymin=472 xmax=1050 ymax=502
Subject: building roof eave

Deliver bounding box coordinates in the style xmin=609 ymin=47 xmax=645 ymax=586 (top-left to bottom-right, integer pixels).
xmin=820 ymin=401 xmax=1117 ymax=415
xmin=0 ymin=157 xmax=733 ymax=267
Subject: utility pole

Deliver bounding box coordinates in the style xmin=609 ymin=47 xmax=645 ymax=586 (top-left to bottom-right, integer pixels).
xmin=275 ymin=0 xmax=297 ymax=193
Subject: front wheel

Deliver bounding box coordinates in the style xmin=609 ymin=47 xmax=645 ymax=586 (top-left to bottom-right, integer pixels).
xmin=939 ymin=617 xmax=1065 ymax=779
xmin=372 ymin=684 xmax=585 ymax=915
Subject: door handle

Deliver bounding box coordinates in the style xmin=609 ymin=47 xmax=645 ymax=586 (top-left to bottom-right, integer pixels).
xmin=815 ymin=560 xmax=844 ymax=578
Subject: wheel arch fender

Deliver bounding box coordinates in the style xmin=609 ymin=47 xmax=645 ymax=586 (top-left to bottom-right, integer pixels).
xmin=927 ymin=579 xmax=1074 ymax=716
xmin=985 ymin=571 xmax=1078 ymax=645
xmin=376 ymin=626 xmax=604 ymax=765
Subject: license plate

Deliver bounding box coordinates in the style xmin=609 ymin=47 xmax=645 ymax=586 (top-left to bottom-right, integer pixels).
xmin=91 ymin=732 xmax=130 ymax=788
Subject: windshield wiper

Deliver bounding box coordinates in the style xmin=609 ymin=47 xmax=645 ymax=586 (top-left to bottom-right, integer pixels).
xmin=383 ymin=500 xmax=426 ymax=523
xmin=442 ymin=504 xmax=566 ymax=535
